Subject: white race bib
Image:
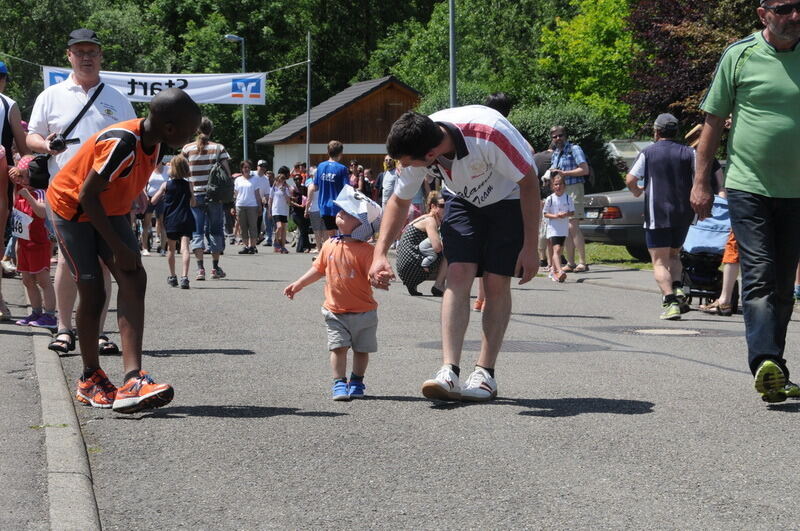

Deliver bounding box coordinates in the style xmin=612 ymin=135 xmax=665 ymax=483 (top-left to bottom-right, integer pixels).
xmin=11 ymin=207 xmax=33 ymax=240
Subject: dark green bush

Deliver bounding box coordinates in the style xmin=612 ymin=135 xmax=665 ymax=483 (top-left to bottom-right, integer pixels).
xmin=510 ymin=101 xmax=625 ymax=193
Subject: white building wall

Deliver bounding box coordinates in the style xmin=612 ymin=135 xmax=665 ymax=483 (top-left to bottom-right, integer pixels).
xmin=273 ymin=144 xmax=389 ymax=173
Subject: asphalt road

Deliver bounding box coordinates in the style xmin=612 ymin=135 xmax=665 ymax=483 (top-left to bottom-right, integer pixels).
xmin=5 ymin=249 xmax=800 ymax=529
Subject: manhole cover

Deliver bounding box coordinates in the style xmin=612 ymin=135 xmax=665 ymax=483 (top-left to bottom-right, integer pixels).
xmin=417 ymin=340 xmax=609 ymax=353
xmin=634 ymin=328 xmax=701 ymax=336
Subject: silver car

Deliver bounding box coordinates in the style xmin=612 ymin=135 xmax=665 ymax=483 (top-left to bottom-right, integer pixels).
xmin=580 ymin=189 xmax=649 ymax=261
xmin=579 ymin=139 xmax=653 ymax=262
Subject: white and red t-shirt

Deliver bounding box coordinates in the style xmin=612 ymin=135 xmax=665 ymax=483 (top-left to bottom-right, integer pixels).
xmin=394 ymin=105 xmax=534 ymax=207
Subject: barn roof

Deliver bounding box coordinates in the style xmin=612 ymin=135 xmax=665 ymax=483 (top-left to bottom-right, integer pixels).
xmin=255 ymin=75 xmax=419 ymax=145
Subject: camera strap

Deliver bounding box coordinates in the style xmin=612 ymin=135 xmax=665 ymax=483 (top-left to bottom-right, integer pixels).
xmin=62 ymin=83 xmax=105 ymax=139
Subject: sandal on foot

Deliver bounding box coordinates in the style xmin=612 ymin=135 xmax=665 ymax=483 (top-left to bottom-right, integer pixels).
xmin=98 ymin=335 xmax=120 ymax=355
xmin=574 ymin=263 xmax=589 ymax=273
xmin=0 ymin=301 xmax=11 ymax=321
xmin=699 ymin=300 xmax=732 ymax=316
xmin=48 ymin=329 xmax=76 ymax=354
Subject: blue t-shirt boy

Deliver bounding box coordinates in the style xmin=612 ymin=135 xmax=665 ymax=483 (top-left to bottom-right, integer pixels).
xmin=314 ymin=160 xmax=348 ymax=217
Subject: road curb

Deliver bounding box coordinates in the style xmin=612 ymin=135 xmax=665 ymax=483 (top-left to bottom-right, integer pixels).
xmin=33 ymin=333 xmax=101 ymax=530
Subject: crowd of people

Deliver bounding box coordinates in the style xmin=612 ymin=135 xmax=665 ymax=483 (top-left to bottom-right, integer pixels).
xmin=2 ymin=0 xmax=800 ymax=409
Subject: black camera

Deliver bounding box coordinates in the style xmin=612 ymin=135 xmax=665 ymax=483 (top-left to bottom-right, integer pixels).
xmin=49 ymin=135 xmax=80 ymax=152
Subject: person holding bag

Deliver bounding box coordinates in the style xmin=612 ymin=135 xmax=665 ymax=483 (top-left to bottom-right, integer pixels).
xmin=26 ymin=28 xmax=136 ymax=355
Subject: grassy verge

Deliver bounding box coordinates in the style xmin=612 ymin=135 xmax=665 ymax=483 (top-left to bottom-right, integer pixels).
xmin=585 ymin=243 xmax=652 ymax=270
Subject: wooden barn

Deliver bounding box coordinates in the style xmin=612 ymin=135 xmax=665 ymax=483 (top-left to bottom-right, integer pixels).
xmin=255 ymin=75 xmax=420 ymax=175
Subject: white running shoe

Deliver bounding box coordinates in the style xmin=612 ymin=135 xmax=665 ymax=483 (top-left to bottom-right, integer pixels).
xmin=421 ymin=365 xmax=462 ymax=401
xmin=461 ymin=367 xmax=498 ymax=402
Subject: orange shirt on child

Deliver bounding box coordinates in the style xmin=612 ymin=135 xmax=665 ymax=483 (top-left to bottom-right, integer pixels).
xmin=47 ymin=118 xmax=163 ymax=222
xmin=313 ymin=238 xmax=377 ymax=314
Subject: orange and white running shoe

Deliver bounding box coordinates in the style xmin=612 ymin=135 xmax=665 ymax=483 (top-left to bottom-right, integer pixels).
xmin=76 ymin=368 xmax=117 ymax=408
xmin=112 ymin=371 xmax=174 ymax=414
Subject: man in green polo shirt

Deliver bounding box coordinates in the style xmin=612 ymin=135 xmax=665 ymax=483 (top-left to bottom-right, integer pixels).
xmin=692 ymin=0 xmax=800 ymax=403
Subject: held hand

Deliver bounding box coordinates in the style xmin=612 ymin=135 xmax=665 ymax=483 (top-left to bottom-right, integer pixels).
xmin=368 ymin=254 xmax=395 ymax=290
xmin=514 ymin=245 xmax=539 ymax=285
xmin=690 ymin=181 xmax=713 ymax=220
xmin=114 ymin=245 xmax=142 ymax=273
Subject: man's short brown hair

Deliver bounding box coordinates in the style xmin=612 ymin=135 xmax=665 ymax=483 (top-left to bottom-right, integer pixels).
xmin=327 ymin=140 xmax=343 ymax=158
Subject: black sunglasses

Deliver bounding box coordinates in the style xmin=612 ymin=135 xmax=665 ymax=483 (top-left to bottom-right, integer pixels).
xmin=764 ymin=2 xmax=800 ymax=15
xmin=551 ymin=134 xmax=565 ymax=139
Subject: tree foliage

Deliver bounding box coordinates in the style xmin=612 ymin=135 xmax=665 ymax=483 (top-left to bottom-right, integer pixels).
xmin=537 ymin=0 xmax=636 ymax=133
xmin=361 ymin=0 xmax=572 ymax=103
xmin=624 ymin=0 xmax=760 ymax=131
xmin=0 ymin=0 xmax=438 ymax=162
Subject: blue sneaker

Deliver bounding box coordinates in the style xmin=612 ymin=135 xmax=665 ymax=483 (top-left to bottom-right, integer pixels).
xmin=348 ymin=380 xmax=366 ymax=398
xmin=332 ymin=380 xmax=350 ymax=401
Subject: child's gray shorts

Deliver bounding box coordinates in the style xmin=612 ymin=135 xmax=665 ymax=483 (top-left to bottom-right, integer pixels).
xmin=321 ymin=307 xmax=378 ymax=353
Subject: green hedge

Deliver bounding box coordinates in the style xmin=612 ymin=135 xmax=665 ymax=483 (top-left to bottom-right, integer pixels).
xmin=510 ymin=101 xmax=624 ymax=193
xmin=417 ymin=89 xmax=625 ymax=193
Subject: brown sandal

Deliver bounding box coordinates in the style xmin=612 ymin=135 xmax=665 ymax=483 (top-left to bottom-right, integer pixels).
xmin=699 ymin=300 xmax=732 ymax=316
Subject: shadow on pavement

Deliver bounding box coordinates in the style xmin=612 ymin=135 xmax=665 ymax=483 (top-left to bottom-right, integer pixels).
xmin=429 ymin=397 xmax=655 ymax=417
xmin=767 ymin=401 xmax=800 ymax=412
xmin=510 ymin=397 xmax=655 ymax=417
xmin=362 ymin=395 xmax=430 ymax=403
xmin=143 ymin=348 xmax=255 ymax=357
xmin=129 ymin=405 xmax=347 ymax=419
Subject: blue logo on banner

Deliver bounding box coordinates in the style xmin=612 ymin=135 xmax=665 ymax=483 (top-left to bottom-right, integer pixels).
xmin=231 ymin=77 xmax=262 ymax=99
xmin=49 ymin=72 xmax=69 ymax=85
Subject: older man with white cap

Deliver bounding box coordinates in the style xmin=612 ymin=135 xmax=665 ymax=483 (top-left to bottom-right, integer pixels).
xmin=625 ymin=113 xmax=695 ymax=320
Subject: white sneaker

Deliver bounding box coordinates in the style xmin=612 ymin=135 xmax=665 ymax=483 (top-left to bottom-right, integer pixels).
xmin=461 ymin=367 xmax=498 ymax=402
xmin=421 ymin=365 xmax=461 ymax=401
xmin=0 ymin=259 xmax=16 ymax=273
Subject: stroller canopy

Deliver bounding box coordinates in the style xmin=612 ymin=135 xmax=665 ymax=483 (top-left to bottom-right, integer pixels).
xmin=683 ymin=195 xmax=730 ymax=255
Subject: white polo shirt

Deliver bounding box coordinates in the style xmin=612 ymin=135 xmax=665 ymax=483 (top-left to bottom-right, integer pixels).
xmin=394 ymin=105 xmax=534 ymax=207
xmin=28 ymin=73 xmax=135 ymax=177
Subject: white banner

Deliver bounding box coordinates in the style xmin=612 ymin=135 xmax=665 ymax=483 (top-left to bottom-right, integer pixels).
xmin=42 ymin=66 xmax=266 ymax=105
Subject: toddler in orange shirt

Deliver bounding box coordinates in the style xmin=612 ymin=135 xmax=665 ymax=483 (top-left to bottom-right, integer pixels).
xmin=284 ymin=186 xmax=382 ymax=401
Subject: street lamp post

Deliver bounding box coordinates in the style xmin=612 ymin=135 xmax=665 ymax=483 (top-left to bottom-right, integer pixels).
xmin=224 ymin=33 xmax=248 ymax=161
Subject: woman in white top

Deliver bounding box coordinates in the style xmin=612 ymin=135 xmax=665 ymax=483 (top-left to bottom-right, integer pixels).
xmin=233 ymin=160 xmax=262 ymax=254
xmin=268 ymin=166 xmax=292 ymax=254
xmin=143 ymin=160 xmax=169 ymax=256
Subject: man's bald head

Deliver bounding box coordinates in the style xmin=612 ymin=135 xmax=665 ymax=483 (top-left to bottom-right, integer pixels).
xmin=149 ymin=88 xmax=201 ymax=124
xmin=148 ymin=88 xmax=202 ymax=149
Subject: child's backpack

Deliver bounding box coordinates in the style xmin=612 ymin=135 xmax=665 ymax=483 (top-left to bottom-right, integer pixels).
xmin=205 ymin=149 xmax=234 ymax=203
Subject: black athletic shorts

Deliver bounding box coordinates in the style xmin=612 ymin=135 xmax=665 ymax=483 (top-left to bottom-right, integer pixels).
xmin=322 ymin=214 xmax=337 ymax=230
xmin=273 ymin=215 xmax=288 ymax=223
xmin=548 ymin=236 xmax=566 ymax=246
xmin=440 ymin=190 xmax=524 ymax=277
xmin=51 ymin=211 xmax=138 ymax=282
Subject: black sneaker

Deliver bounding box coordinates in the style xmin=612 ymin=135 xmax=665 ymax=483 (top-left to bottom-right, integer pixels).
xmin=167 ymin=275 xmax=178 ymax=287
xmin=238 ymin=247 xmax=250 ymax=254
xmin=179 ymin=277 xmax=190 ymax=289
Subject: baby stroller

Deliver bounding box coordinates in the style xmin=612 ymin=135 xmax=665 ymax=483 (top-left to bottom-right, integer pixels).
xmin=680 ymin=195 xmax=739 ymax=312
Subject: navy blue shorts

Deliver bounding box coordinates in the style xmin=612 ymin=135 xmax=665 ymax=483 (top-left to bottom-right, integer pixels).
xmin=440 ymin=191 xmax=524 ymax=277
xmin=645 ymin=225 xmax=691 ymax=249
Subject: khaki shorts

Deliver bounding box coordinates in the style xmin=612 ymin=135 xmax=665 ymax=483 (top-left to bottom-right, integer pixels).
xmin=566 ymin=182 xmax=585 ymax=219
xmin=322 ymin=307 xmax=378 ymax=353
